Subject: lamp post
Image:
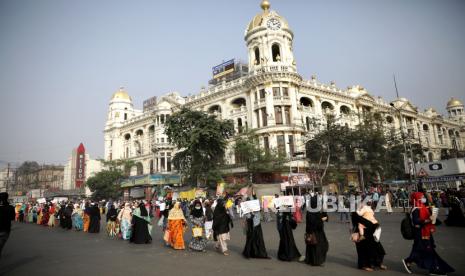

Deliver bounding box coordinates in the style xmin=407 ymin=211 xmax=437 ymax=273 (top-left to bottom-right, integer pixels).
xmin=390 ymin=103 xmax=416 ymax=190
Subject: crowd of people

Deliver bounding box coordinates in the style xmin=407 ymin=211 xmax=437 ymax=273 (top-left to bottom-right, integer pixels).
xmin=2 ymin=185 xmax=464 ymax=275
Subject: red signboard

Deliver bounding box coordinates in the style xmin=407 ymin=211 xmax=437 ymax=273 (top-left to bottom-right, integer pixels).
xmin=75 ymin=143 xmax=86 ymax=188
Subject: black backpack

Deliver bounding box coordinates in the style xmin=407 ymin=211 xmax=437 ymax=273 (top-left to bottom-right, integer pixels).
xmin=401 ymin=212 xmax=414 ymax=240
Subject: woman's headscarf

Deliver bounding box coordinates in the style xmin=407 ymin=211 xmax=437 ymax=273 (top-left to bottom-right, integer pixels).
xmin=191 ymin=200 xmax=204 ymax=218
xmin=139 ymin=203 xmax=148 ymax=217
xmin=168 ymin=202 xmax=186 ymax=221
xmin=411 ymin=192 xmax=435 ymax=239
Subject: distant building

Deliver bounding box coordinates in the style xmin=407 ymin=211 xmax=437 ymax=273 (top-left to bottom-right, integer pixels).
xmin=0 ymin=166 xmax=16 ymax=192
xmin=63 ymin=143 xmax=102 ymax=196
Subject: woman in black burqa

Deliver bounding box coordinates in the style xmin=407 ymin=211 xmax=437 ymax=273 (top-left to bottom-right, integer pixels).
xmin=88 ymin=203 xmax=101 ymax=233
xmin=304 ymin=195 xmax=329 ymax=266
xmin=351 ymin=209 xmax=386 ymax=271
xmin=242 ymin=195 xmax=269 ymax=259
xmin=277 ymin=210 xmax=300 ymax=261
xmin=130 ymin=203 xmax=152 ymax=244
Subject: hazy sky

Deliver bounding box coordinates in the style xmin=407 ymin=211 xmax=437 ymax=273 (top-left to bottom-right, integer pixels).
xmin=1 ymin=0 xmax=464 ymax=165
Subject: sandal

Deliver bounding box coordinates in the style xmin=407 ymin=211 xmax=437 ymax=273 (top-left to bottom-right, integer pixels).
xmin=223 ymin=251 xmax=229 ymax=256
xmin=379 ymin=264 xmax=387 ymax=270
xmin=362 ymin=267 xmax=374 ymax=272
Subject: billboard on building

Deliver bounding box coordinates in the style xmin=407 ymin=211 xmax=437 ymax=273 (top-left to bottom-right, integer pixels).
xmin=75 ymin=143 xmax=86 ymax=188
xmin=212 ymin=59 xmax=235 ymax=79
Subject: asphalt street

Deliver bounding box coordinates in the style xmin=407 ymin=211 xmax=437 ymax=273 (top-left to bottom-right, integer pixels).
xmin=1 ymin=211 xmax=464 ymax=276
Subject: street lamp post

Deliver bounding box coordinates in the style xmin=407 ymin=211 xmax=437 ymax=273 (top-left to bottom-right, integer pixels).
xmin=390 ymin=103 xmax=416 ymax=190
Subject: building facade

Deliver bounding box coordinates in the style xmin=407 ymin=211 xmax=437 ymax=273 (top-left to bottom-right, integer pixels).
xmin=63 ymin=143 xmax=102 ymax=197
xmin=103 ymin=1 xmax=465 ymax=181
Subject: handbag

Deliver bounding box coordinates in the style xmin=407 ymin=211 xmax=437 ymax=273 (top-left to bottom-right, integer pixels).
xmin=304 ymin=232 xmax=318 ymax=245
xmin=192 ymin=227 xmax=203 ymax=237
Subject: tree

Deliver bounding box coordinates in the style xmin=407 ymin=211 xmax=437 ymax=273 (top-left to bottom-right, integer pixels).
xmin=86 ymin=170 xmax=123 ymax=200
xmin=233 ymin=130 xmax=287 ymax=181
xmin=164 ymin=107 xmax=235 ymax=187
xmin=98 ymin=159 xmax=136 ymax=177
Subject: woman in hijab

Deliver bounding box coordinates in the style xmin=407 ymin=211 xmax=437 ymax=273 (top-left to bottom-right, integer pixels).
xmin=106 ymin=204 xmax=118 ymax=237
xmin=242 ymin=194 xmax=269 ymax=259
xmin=130 ymin=203 xmax=152 ymax=244
xmin=62 ymin=203 xmax=73 ymax=230
xmin=402 ymin=192 xmax=454 ymax=275
xmin=167 ymin=201 xmax=187 ymax=250
xmin=188 ymin=200 xmax=207 ymax=252
xmin=88 ymin=203 xmax=101 ymax=233
xmin=117 ymin=202 xmax=133 ymax=240
xmin=213 ymin=198 xmax=233 ymax=256
xmin=304 ymin=195 xmax=329 ymax=266
xmin=83 ymin=202 xmax=91 ymax=232
xmin=351 ymin=200 xmax=386 ymax=271
xmin=277 ymin=210 xmax=301 ymax=261
xmin=72 ymin=204 xmax=83 ymax=231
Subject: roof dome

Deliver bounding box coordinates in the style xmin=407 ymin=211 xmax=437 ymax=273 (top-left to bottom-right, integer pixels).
xmin=111 ymin=87 xmax=132 ymax=101
xmin=446 ymin=97 xmax=463 ymax=108
xmin=246 ymin=0 xmax=290 ymax=33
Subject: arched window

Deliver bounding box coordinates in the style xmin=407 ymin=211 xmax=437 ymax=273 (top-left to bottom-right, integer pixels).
xmin=254 ymin=47 xmax=260 ymax=65
xmin=238 ymin=118 xmax=243 ymax=133
xmin=272 ymin=43 xmax=281 ymax=62
xmin=300 ymin=97 xmax=313 ymax=107
xmin=340 ymin=105 xmax=351 ymax=115
xmin=124 ymin=133 xmax=131 ymax=140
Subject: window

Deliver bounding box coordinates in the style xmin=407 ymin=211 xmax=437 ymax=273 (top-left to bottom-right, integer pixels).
xmin=277 ymin=135 xmax=285 ymax=155
xmin=288 ymin=135 xmax=295 ymax=157
xmin=167 ymin=153 xmax=172 ymax=172
xmin=272 ymin=43 xmax=281 ymax=62
xmin=150 ymin=160 xmax=154 ymax=174
xmin=273 ymin=87 xmax=280 ymax=97
xmin=160 ymin=114 xmax=165 ymax=124
xmin=282 ymin=87 xmax=289 ymax=97
xmin=161 ymin=137 xmax=165 ymax=143
xmin=264 ymin=136 xmax=270 ymax=154
xmin=306 ymin=117 xmax=311 ymax=131
xmin=275 ymin=106 xmax=283 ymax=125
xmin=254 ymin=47 xmax=260 ymax=65
xmin=126 ymin=147 xmax=129 ymax=158
xmin=160 ymin=152 xmax=165 ymax=171
xmin=238 ymin=118 xmax=243 ymax=133
xmin=124 ymin=113 xmax=128 ymax=120
xmin=284 ymin=107 xmax=291 ymax=125
xmin=259 ymin=89 xmax=266 ymax=99
xmin=261 ymin=108 xmax=267 ymax=127
xmin=255 ymin=110 xmax=260 ymax=128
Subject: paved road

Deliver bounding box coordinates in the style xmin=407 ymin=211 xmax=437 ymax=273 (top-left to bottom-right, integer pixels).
xmin=1 ymin=212 xmax=463 ymax=276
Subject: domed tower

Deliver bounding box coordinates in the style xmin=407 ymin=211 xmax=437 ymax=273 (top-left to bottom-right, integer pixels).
xmin=245 ymin=0 xmax=296 ymax=72
xmin=446 ymin=97 xmax=464 ymax=122
xmin=106 ymin=87 xmax=134 ymax=128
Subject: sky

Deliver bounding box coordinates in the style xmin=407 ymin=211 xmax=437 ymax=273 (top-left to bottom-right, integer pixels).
xmin=0 ymin=0 xmax=464 ymax=166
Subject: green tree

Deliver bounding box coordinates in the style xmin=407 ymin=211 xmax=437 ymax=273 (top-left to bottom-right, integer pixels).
xmin=86 ymin=170 xmax=123 ymax=200
xmin=164 ymin=107 xmax=235 ymax=187
xmin=233 ymin=130 xmax=287 ymax=181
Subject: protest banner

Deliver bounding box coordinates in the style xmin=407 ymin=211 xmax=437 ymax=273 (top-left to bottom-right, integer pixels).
xmin=273 ymin=196 xmax=295 ymax=208
xmin=240 ymin=199 xmax=260 ymax=214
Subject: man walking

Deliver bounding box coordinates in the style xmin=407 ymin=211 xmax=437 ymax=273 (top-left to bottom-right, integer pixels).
xmin=0 ymin=192 xmax=16 ymax=258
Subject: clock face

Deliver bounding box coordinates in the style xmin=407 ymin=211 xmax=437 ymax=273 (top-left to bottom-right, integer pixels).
xmin=267 ymin=18 xmax=281 ymax=30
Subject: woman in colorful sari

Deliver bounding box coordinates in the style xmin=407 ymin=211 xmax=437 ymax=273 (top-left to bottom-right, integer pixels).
xmin=83 ymin=202 xmax=91 ymax=232
xmin=130 ymin=203 xmax=152 ymax=244
xmin=188 ymin=200 xmax=207 ymax=252
xmin=40 ymin=204 xmax=50 ymax=226
xmin=167 ymin=201 xmax=187 ymax=250
xmin=48 ymin=203 xmax=56 ymax=227
xmin=117 ymin=203 xmax=133 ymax=240
xmin=36 ymin=204 xmax=43 ymax=225
xmin=72 ymin=204 xmax=83 ymax=231
xmin=27 ymin=204 xmax=34 ymax=223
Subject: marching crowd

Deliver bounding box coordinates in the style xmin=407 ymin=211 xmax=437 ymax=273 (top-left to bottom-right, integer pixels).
xmin=1 ymin=187 xmax=465 ymax=275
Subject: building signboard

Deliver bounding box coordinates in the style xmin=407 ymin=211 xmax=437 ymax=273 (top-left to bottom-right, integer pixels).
xmin=212 ymin=59 xmax=235 ymax=79
xmin=75 ymin=143 xmax=86 ymax=188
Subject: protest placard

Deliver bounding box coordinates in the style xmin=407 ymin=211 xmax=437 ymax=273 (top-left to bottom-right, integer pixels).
xmin=240 ymin=199 xmax=261 ymax=214
xmin=273 ymin=196 xmax=295 ymax=208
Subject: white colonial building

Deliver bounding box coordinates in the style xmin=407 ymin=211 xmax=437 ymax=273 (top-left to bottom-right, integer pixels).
xmin=103 ymin=0 xmax=465 ymax=179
